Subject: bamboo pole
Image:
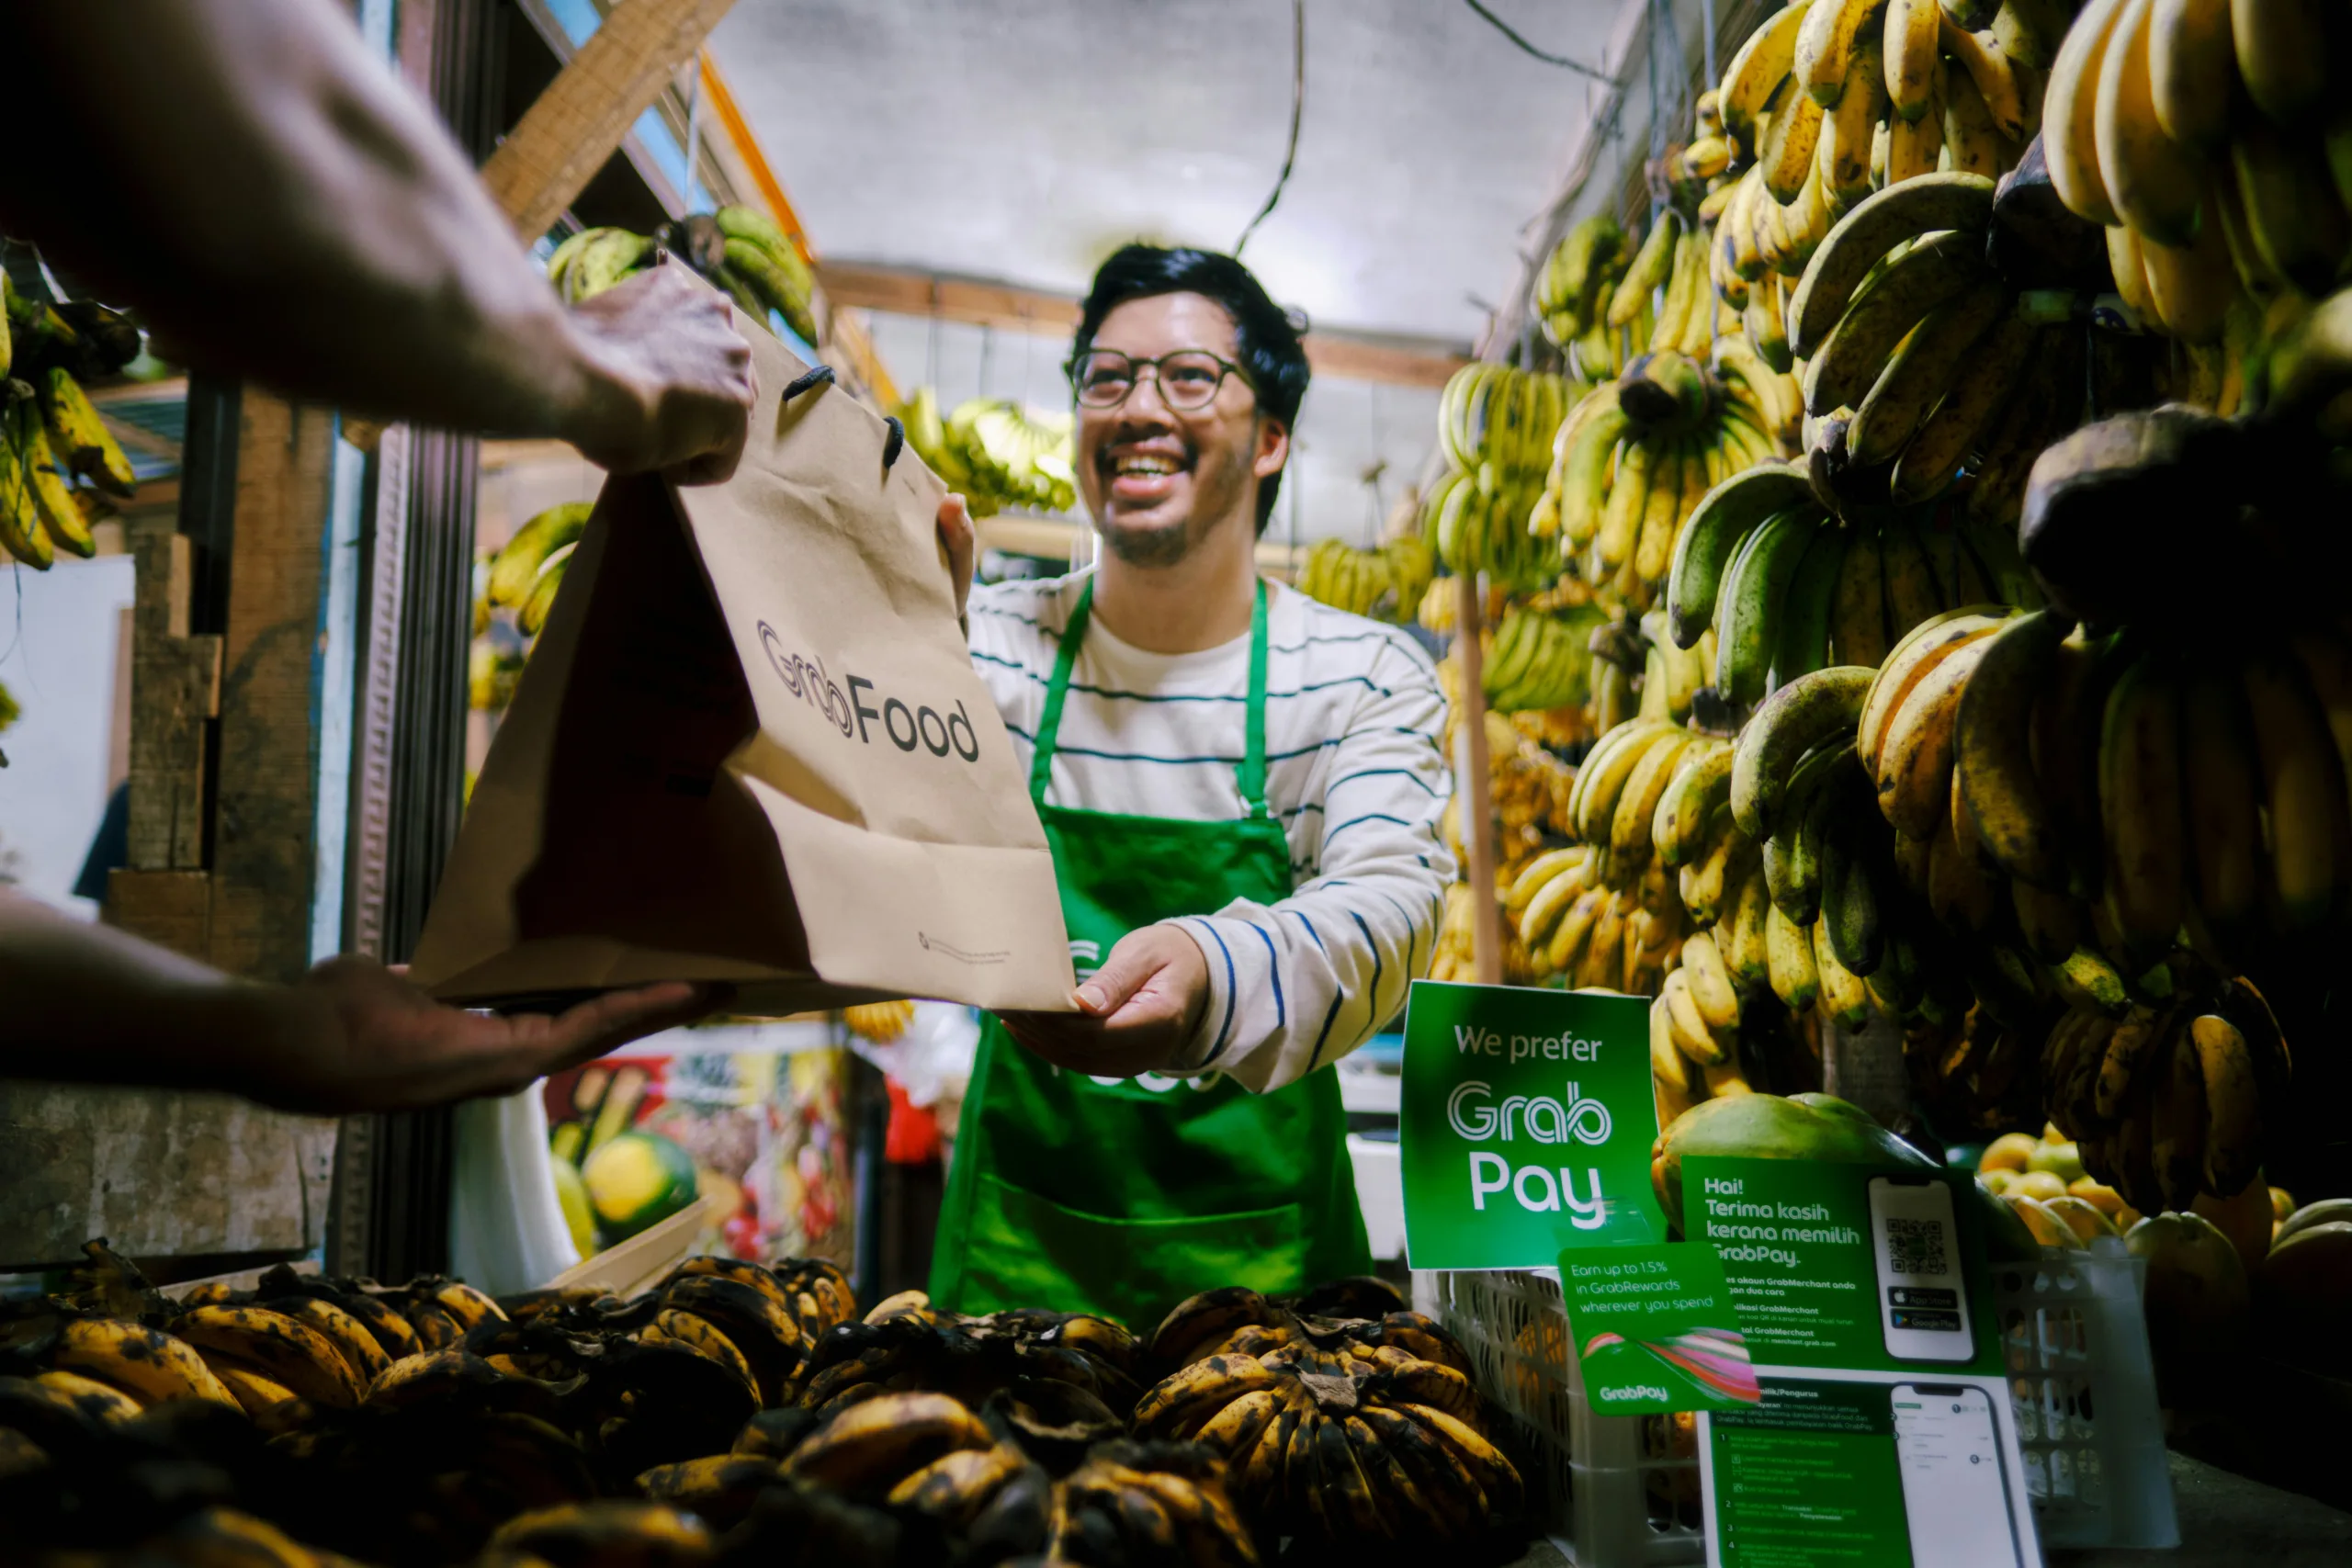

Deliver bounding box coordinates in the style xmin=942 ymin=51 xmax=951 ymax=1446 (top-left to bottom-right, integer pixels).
xmin=1452 ymin=572 xmax=1505 ymax=985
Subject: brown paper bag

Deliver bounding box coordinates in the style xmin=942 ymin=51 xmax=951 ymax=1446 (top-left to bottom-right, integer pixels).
xmin=409 ymin=332 xmax=1075 ymax=1014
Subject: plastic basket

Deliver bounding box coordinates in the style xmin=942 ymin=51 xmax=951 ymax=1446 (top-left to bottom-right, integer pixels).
xmin=1419 ymin=1239 xmax=2177 ymax=1564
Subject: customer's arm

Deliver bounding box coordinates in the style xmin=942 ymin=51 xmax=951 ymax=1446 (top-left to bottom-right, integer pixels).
xmin=6 ymin=0 xmax=752 ymax=480
xmin=0 ymin=891 xmax=714 ymax=1113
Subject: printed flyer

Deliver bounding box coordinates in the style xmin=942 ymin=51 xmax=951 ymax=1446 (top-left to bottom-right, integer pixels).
xmin=1559 ymin=1242 xmax=1760 ymax=1415
xmin=1679 ymin=1157 xmax=2038 ymax=1567
xmin=1399 ymin=981 xmax=1669 ymax=1268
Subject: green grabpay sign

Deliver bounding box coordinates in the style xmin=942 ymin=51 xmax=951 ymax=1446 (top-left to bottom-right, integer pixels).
xmin=1400 ymin=981 xmax=1668 ymax=1269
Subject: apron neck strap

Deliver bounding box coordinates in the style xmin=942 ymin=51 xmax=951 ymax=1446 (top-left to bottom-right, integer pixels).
xmin=1027 ymin=575 xmax=1272 ymax=816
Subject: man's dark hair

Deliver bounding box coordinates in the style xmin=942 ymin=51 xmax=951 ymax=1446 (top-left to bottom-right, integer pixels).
xmin=1070 ymin=244 xmax=1310 ymax=533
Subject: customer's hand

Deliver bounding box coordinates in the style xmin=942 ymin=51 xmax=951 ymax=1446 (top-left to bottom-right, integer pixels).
xmin=938 ymin=493 xmax=976 ymax=621
xmin=995 ymin=926 xmax=1209 ymax=1078
xmin=565 ymin=259 xmax=756 ymax=484
xmin=247 ymin=958 xmax=723 ymax=1113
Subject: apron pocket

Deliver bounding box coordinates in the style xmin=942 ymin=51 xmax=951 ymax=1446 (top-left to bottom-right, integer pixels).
xmin=959 ymin=1171 xmax=1309 ymax=1332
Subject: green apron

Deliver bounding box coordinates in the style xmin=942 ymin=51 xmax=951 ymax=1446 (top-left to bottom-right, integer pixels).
xmin=929 ymin=578 xmax=1373 ymax=1332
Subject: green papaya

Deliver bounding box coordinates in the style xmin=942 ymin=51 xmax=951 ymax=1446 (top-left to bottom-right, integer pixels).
xmin=1650 ymin=1092 xmax=1935 ymax=1231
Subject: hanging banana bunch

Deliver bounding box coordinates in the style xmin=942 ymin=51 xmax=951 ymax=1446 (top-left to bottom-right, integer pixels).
xmin=1426 ymin=363 xmax=1575 ymax=591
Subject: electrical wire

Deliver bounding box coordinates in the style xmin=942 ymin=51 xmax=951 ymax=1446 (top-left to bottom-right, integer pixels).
xmin=1234 ymin=0 xmax=1306 ymax=259
xmin=1462 ymin=0 xmax=1621 ymax=83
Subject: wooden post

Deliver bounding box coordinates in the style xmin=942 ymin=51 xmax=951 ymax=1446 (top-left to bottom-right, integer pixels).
xmin=1452 ymin=573 xmax=1505 ymax=985
xmin=479 ymin=0 xmax=741 ymax=243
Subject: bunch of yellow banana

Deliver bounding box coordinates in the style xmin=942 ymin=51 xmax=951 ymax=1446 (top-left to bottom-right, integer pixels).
xmin=1482 ymin=602 xmax=1609 ymax=713
xmin=2041 ymin=974 xmax=2292 ymax=1213
xmin=1295 ymin=533 xmax=1436 ymax=624
xmin=1783 ymin=172 xmax=2092 ymax=517
xmin=484 ymin=500 xmax=592 ymax=640
xmin=1707 ymin=0 xmax=2053 ymax=340
xmin=1130 ymin=1338 xmax=1520 ymax=1548
xmin=1535 ymin=213 xmax=1632 ymax=369
xmin=2041 ymin=0 xmax=2348 ymax=342
xmin=842 ymin=998 xmax=915 ymax=1042
xmin=1542 ymin=344 xmax=1796 ymax=615
xmin=1949 ymin=608 xmax=2352 ymax=976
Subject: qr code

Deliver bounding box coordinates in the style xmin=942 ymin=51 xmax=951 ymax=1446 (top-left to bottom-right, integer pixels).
xmin=1886 ymin=1216 xmax=1949 ymax=1277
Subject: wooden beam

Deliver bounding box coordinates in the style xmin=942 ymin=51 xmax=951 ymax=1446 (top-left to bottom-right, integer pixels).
xmin=815 ymin=260 xmax=1473 ymax=391
xmin=479 ymin=0 xmax=739 ymax=243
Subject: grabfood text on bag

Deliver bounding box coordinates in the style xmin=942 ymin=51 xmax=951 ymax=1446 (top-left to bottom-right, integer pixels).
xmin=759 ymin=621 xmax=980 ymax=761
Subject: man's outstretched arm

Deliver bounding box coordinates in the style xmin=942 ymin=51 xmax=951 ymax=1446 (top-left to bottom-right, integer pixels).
xmin=6 ymin=0 xmax=752 ymax=480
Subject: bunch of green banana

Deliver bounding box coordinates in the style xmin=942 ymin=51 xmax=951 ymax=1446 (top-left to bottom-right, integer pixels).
xmin=1482 ymin=602 xmax=1609 ymax=712
xmin=1664 ymin=458 xmax=2038 ymax=715
xmin=2041 ymin=974 xmax=2292 ymax=1214
xmin=482 ymin=500 xmax=592 ymax=640
xmin=2042 ymin=0 xmax=2347 ymax=344
xmin=898 ymin=391 xmax=1078 ymax=517
xmin=545 ymin=225 xmax=657 ymax=304
xmin=1428 ymin=363 xmax=1575 ymax=587
xmin=1535 ymin=212 xmax=1630 ymax=362
xmin=1541 ymin=344 xmax=1795 ymax=614
xmin=709 ymin=205 xmax=820 ymax=345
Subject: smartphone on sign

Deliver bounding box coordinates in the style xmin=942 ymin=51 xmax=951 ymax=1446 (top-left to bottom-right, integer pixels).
xmin=1868 ymin=1175 xmax=1973 ymax=1363
xmin=1892 ymin=1383 xmax=2021 ymax=1568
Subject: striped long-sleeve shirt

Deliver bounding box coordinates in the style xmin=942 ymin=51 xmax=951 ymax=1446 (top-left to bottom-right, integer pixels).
xmin=967 ymin=570 xmax=1455 ymax=1092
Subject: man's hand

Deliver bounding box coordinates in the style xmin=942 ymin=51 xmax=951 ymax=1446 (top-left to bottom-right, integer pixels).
xmin=939 ymin=493 xmax=976 ymax=621
xmin=250 ymin=959 xmax=721 ymax=1114
xmin=995 ymin=925 xmax=1210 ymax=1078
xmin=565 ymin=260 xmax=756 ymax=484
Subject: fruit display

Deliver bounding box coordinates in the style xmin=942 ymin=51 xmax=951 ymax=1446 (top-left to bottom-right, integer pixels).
xmin=898 ymin=386 xmax=1078 ymax=518
xmin=548 ymin=206 xmax=818 ymax=347
xmin=0 ymin=1242 xmax=1524 ymax=1565
xmin=0 ymin=270 xmax=144 ymax=570
xmin=1293 ymin=529 xmax=1437 ymax=625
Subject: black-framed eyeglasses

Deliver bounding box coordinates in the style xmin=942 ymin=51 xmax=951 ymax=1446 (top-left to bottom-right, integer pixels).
xmin=1068 ymin=349 xmax=1255 ymax=412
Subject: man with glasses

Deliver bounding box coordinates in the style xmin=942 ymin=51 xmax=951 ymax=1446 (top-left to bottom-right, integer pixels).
xmin=928 ymin=244 xmax=1453 ymax=1328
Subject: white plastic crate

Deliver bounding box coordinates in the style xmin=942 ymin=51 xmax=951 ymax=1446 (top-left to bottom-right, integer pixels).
xmin=1419 ymin=1238 xmax=2177 ymax=1565
xmin=1994 ymin=1236 xmax=2178 ymax=1550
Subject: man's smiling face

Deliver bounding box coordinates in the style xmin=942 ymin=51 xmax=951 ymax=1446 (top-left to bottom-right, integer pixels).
xmin=1074 ymin=291 xmax=1288 ymax=567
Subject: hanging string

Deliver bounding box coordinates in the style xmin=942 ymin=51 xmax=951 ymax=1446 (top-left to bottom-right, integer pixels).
xmin=1235 ymin=0 xmax=1306 ymax=258
xmin=1461 ymin=0 xmax=1620 ymax=83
